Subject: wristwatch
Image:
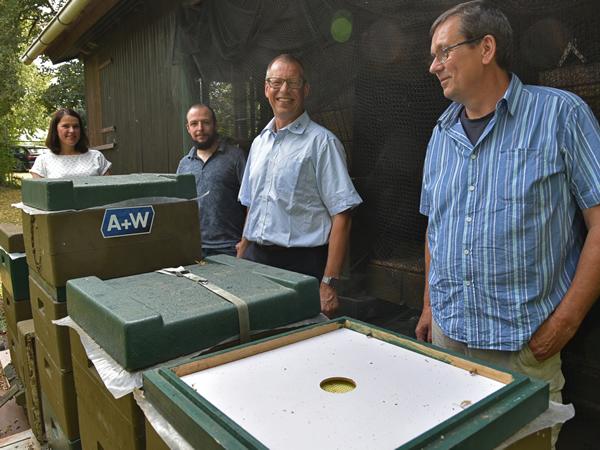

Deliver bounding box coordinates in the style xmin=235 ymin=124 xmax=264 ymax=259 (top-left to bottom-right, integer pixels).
xmin=321 ymin=275 xmax=340 ymax=290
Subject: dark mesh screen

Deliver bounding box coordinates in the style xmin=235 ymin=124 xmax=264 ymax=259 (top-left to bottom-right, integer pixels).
xmin=172 ymin=0 xmax=600 ymax=299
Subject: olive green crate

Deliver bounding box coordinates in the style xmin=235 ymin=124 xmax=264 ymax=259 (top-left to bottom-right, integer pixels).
xmin=17 ymin=319 xmax=44 ymax=444
xmin=145 ymin=418 xmax=171 ymax=450
xmin=36 ymin=339 xmax=78 ymax=440
xmin=70 ymin=328 xmax=145 ymax=450
xmin=0 ymin=223 xmax=25 ymax=253
xmin=2 ymin=286 xmax=31 ymax=341
xmin=40 ymin=392 xmax=80 ymax=450
xmin=77 ymin=391 xmax=145 ymax=450
xmin=0 ymin=248 xmax=29 ymax=300
xmin=30 ymin=272 xmax=71 ymax=371
xmin=6 ymin=322 xmax=21 ymax=381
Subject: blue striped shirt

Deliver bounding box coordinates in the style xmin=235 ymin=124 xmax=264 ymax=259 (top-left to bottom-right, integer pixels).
xmin=420 ymin=75 xmax=600 ymax=350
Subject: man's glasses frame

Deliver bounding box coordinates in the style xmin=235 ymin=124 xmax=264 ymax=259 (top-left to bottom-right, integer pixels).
xmin=431 ymin=36 xmax=484 ymax=65
xmin=265 ymin=77 xmax=305 ymax=90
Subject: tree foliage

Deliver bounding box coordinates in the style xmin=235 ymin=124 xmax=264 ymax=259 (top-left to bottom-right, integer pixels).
xmin=42 ymin=59 xmax=86 ymax=116
xmin=0 ymin=0 xmax=82 ymax=184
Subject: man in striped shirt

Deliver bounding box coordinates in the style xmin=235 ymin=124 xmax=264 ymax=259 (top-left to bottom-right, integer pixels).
xmin=416 ymin=0 xmax=600 ymax=431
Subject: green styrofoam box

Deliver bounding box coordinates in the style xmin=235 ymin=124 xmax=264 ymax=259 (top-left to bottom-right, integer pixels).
xmin=143 ymin=318 xmax=549 ymax=450
xmin=21 ymin=173 xmax=197 ymax=211
xmin=0 ymin=223 xmax=25 ymax=253
xmin=67 ymin=255 xmax=320 ymax=371
xmin=0 ymin=248 xmax=29 ymax=300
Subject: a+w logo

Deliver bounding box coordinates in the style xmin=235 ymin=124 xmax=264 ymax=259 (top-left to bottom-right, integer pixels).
xmin=101 ymin=206 xmax=155 ymax=238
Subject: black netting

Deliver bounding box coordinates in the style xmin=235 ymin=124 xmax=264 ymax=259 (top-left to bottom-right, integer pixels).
xmin=172 ymin=0 xmax=600 ymax=295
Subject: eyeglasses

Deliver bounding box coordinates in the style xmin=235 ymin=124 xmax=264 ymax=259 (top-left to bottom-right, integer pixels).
xmin=265 ymin=77 xmax=305 ymax=89
xmin=431 ymin=36 xmax=484 ymax=65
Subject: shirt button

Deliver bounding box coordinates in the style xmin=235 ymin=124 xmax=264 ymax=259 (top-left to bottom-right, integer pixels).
xmin=466 ymin=216 xmax=472 ymax=223
xmin=470 ymin=154 xmax=477 ymax=160
xmin=464 ymin=249 xmax=470 ymax=255
xmin=464 ymin=280 xmax=472 ymax=287
xmin=468 ymin=185 xmax=475 ymax=191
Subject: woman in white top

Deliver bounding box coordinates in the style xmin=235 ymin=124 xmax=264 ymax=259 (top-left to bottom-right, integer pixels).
xmin=30 ymin=108 xmax=112 ymax=178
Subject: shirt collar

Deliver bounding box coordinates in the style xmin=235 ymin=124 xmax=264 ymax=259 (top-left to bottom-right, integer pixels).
xmin=188 ymin=138 xmax=223 ymax=159
xmin=260 ymin=111 xmax=310 ymax=136
xmin=438 ymin=73 xmax=523 ymax=128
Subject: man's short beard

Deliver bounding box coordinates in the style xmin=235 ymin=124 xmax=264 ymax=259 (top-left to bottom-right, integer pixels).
xmin=194 ymin=133 xmax=218 ymax=150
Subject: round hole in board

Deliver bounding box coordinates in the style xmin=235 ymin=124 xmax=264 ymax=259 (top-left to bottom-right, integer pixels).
xmin=320 ymin=377 xmax=356 ymax=394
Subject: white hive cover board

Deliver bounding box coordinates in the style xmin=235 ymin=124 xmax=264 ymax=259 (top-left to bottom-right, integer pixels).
xmin=181 ymin=328 xmax=506 ymax=449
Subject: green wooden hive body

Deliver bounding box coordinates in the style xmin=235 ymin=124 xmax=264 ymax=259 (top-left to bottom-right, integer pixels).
xmin=67 ymin=255 xmax=320 ymax=371
xmin=143 ymin=318 xmax=549 ymax=450
xmin=21 ymin=173 xmax=196 ymax=211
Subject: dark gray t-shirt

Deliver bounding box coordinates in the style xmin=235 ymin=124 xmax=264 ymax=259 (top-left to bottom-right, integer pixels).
xmin=176 ymin=140 xmax=246 ymax=249
xmin=460 ymin=107 xmax=495 ymax=145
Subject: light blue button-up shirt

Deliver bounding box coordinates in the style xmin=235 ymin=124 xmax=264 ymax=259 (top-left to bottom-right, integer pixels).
xmin=239 ymin=112 xmax=362 ymax=247
xmin=420 ymin=75 xmax=600 ymax=351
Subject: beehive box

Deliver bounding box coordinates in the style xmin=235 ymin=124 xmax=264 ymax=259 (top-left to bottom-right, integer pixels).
xmin=70 ymin=328 xmax=145 ymax=450
xmin=143 ymin=318 xmax=549 ymax=450
xmin=29 ymin=271 xmax=70 ymax=371
xmin=67 ymin=255 xmax=320 ymax=371
xmin=145 ymin=418 xmax=170 ymax=450
xmin=2 ymin=285 xmax=32 ymax=341
xmin=36 ymin=339 xmax=78 ymax=441
xmin=0 ymin=248 xmax=29 ymax=300
xmin=21 ymin=174 xmax=202 ymax=287
xmin=0 ymin=223 xmax=25 ymax=253
xmin=16 ymin=319 xmax=44 ymax=443
xmin=6 ymin=322 xmax=21 ymax=381
xmin=41 ymin=393 xmax=81 ymax=450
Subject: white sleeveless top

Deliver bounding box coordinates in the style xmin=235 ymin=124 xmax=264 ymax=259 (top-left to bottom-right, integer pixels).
xmin=30 ymin=149 xmax=112 ymax=178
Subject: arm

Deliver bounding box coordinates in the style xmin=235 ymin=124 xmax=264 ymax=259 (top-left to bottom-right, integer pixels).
xmin=320 ymin=210 xmax=352 ymax=317
xmin=30 ymin=172 xmax=42 ymax=179
xmin=236 ymin=209 xmax=250 ymax=258
xmin=529 ymin=204 xmax=600 ymax=360
xmin=415 ymin=228 xmax=432 ymax=342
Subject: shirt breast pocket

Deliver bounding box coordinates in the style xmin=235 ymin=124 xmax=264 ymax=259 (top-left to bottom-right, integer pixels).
xmin=498 ymin=147 xmax=548 ymax=205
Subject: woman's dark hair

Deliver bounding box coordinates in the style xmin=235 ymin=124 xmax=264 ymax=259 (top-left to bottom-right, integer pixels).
xmin=45 ymin=108 xmax=89 ymax=154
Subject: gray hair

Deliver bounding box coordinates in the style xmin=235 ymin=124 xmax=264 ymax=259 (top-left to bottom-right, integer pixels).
xmin=430 ymin=0 xmax=513 ymax=71
xmin=266 ymin=53 xmax=306 ymax=80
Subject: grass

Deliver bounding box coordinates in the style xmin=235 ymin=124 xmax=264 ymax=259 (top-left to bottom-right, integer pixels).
xmin=0 ymin=184 xmax=23 ymax=225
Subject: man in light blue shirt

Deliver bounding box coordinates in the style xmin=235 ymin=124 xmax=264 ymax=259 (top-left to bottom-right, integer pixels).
xmin=416 ymin=0 xmax=600 ymax=433
xmin=237 ymin=54 xmax=362 ymax=316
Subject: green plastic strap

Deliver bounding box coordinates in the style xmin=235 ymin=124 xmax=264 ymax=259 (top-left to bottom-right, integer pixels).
xmin=158 ymin=267 xmax=250 ymax=343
